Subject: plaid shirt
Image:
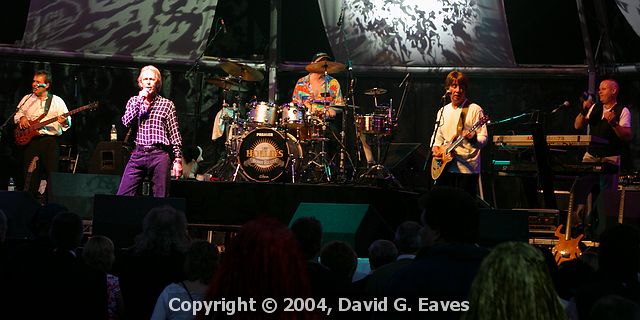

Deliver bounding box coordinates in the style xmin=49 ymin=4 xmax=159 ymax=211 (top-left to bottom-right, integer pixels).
xmin=122 ymin=95 xmax=182 ymax=158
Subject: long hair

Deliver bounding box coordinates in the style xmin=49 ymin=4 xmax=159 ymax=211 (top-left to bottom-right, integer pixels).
xmin=83 ymin=235 xmax=116 ymax=272
xmin=133 ymin=205 xmax=190 ymax=255
xmin=202 ymin=217 xmax=316 ymax=319
xmin=464 ymin=242 xmax=566 ymax=320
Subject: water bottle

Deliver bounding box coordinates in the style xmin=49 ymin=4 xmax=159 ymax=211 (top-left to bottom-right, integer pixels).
xmin=142 ymin=178 xmax=150 ymax=196
xmin=8 ymin=177 xmax=15 ymax=191
xmin=110 ymin=124 xmax=117 ymax=141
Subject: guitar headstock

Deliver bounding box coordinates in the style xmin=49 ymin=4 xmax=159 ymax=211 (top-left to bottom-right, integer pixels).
xmin=86 ymin=101 xmax=99 ymax=110
xmin=27 ymin=156 xmax=39 ymax=173
xmin=472 ymin=114 xmax=490 ymax=130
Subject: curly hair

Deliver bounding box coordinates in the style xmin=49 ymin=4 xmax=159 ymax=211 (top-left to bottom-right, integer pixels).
xmin=464 ymin=242 xmax=566 ymax=320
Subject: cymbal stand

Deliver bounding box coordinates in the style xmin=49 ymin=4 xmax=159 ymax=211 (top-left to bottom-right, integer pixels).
xmin=356 ymin=133 xmax=402 ymax=188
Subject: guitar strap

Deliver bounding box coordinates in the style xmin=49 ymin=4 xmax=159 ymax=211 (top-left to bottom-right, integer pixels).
xmin=34 ymin=92 xmax=54 ymax=122
xmin=456 ymin=99 xmax=470 ymax=136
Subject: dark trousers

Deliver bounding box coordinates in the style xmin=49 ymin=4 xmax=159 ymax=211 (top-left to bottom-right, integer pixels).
xmin=23 ymin=135 xmax=59 ymax=194
xmin=117 ymin=147 xmax=171 ymax=197
xmin=435 ymin=172 xmax=479 ymax=198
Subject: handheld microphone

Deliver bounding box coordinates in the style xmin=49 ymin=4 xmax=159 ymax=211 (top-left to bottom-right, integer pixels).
xmin=550 ymin=101 xmax=570 ymax=114
xmin=399 ymin=73 xmax=410 ymax=88
xmin=36 ymin=83 xmax=47 ymax=87
xmin=220 ymin=19 xmax=227 ymax=34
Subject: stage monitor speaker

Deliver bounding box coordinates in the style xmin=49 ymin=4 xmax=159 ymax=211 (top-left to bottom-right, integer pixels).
xmin=478 ymin=208 xmax=530 ymax=247
xmin=48 ymin=172 xmax=121 ymax=219
xmin=88 ymin=141 xmax=130 ymax=175
xmin=290 ymin=202 xmax=392 ymax=256
xmin=0 ymin=191 xmax=40 ymax=239
xmin=619 ymin=187 xmax=640 ymax=228
xmin=92 ymin=194 xmax=186 ymax=248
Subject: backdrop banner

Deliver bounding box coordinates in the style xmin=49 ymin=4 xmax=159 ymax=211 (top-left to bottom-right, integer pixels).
xmin=319 ymin=0 xmax=516 ymax=67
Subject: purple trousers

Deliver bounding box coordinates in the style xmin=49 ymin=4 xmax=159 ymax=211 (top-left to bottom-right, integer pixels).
xmin=117 ymin=146 xmax=171 ymax=197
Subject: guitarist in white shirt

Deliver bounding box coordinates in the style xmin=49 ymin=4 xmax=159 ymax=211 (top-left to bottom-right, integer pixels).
xmin=13 ymin=70 xmax=71 ymax=195
xmin=430 ymin=70 xmax=488 ymax=196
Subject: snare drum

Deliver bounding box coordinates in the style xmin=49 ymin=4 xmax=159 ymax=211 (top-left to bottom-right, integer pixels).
xmin=355 ymin=114 xmax=391 ymax=135
xmin=238 ymin=128 xmax=303 ymax=182
xmin=247 ymin=101 xmax=278 ymax=127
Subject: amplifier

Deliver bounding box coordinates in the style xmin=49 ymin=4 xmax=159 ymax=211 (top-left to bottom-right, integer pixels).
xmin=513 ymin=208 xmax=559 ymax=237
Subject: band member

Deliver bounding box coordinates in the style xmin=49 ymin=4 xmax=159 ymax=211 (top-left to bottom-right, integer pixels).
xmin=291 ymin=52 xmax=345 ymax=118
xmin=117 ymin=65 xmax=182 ymax=197
xmin=573 ymin=78 xmax=631 ymax=239
xmin=14 ymin=70 xmax=71 ymax=194
xmin=430 ymin=70 xmax=488 ymax=196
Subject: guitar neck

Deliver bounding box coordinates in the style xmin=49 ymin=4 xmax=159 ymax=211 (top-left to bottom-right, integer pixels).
xmin=30 ymin=105 xmax=92 ymax=130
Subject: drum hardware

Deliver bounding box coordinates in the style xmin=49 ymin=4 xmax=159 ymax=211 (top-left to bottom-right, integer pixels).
xmin=219 ymin=61 xmax=264 ymax=82
xmin=364 ymin=87 xmax=388 ymax=109
xmin=206 ymin=76 xmax=248 ymax=92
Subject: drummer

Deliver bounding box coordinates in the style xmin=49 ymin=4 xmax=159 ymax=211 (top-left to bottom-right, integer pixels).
xmin=291 ymin=52 xmax=345 ymax=118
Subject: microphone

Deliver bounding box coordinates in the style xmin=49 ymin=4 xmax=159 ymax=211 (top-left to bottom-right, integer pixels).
xmin=36 ymin=83 xmax=47 ymax=87
xmin=220 ymin=19 xmax=227 ymax=34
xmin=550 ymin=101 xmax=570 ymax=114
xmin=399 ymin=73 xmax=410 ymax=88
xmin=441 ymin=90 xmax=451 ymax=99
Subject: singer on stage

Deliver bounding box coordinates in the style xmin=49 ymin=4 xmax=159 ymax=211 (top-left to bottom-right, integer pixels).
xmin=117 ymin=65 xmax=182 ymax=197
xmin=430 ymin=70 xmax=488 ymax=196
xmin=14 ymin=70 xmax=71 ymax=196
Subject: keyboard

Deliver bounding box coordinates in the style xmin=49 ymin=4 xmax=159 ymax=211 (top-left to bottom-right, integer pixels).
xmin=493 ymin=135 xmax=609 ymax=147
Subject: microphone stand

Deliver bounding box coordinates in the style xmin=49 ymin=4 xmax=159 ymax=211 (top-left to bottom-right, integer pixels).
xmin=336 ymin=0 xmax=360 ymax=181
xmin=1 ymin=94 xmax=32 ymax=141
xmin=186 ymin=18 xmax=225 ymax=79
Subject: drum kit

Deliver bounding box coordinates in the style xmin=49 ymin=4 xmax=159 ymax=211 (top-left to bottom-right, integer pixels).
xmin=205 ymin=60 xmax=397 ymax=185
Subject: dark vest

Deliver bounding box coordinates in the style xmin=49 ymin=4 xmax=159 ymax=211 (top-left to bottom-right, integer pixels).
xmin=587 ymin=103 xmax=626 ymax=157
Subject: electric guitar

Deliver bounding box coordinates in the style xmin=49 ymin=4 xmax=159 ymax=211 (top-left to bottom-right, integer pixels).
xmin=431 ymin=114 xmax=490 ymax=180
xmin=552 ymin=182 xmax=583 ymax=265
xmin=23 ymin=156 xmax=39 ymax=192
xmin=14 ymin=102 xmax=99 ymax=146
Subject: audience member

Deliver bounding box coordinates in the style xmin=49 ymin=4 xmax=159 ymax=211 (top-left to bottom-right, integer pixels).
xmin=113 ymin=205 xmax=190 ymax=320
xmin=589 ymin=294 xmax=640 ymax=320
xmin=366 ymin=221 xmax=422 ymax=296
xmin=320 ymin=240 xmax=358 ymax=284
xmin=201 ymin=217 xmax=317 ymax=319
xmin=382 ymin=187 xmax=488 ymax=319
xmin=573 ymin=223 xmax=640 ymax=319
xmin=463 ymin=242 xmax=566 ymax=320
xmin=83 ymin=235 xmax=125 ymax=320
xmin=352 ymin=239 xmax=397 ymax=294
xmin=151 ymin=240 xmax=219 ymax=320
xmin=41 ymin=212 xmax=107 ymax=319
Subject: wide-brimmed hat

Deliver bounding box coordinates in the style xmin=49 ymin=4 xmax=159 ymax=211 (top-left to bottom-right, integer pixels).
xmin=312 ymin=52 xmax=332 ymax=63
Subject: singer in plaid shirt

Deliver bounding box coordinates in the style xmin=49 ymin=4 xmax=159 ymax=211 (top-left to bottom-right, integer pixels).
xmin=117 ymin=65 xmax=183 ymax=197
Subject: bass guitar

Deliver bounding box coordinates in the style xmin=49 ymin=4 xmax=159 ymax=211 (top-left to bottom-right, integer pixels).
xmin=431 ymin=114 xmax=490 ymax=180
xmin=552 ymin=181 xmax=583 ymax=265
xmin=14 ymin=102 xmax=99 ymax=146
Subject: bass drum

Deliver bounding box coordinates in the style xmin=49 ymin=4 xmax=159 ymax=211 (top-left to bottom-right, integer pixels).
xmin=238 ymin=128 xmax=303 ymax=182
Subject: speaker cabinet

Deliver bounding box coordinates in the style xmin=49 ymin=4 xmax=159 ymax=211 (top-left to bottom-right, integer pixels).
xmin=0 ymin=191 xmax=40 ymax=239
xmin=383 ymin=143 xmax=429 ymax=191
xmin=619 ymin=186 xmax=640 ymax=228
xmin=478 ymin=208 xmax=530 ymax=247
xmin=88 ymin=141 xmax=131 ymax=175
xmin=48 ymin=172 xmax=121 ymax=219
xmin=289 ymin=202 xmax=392 ymax=256
xmin=92 ymin=194 xmax=186 ymax=248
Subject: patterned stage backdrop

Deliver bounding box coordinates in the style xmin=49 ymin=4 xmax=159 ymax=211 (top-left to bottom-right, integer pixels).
xmin=318 ymin=0 xmax=516 ymax=67
xmin=19 ymin=0 xmax=218 ymax=63
xmin=617 ymin=0 xmax=640 ymax=38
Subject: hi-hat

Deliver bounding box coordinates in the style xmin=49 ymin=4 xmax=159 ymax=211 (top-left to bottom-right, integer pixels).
xmin=305 ymin=61 xmax=346 ymax=74
xmin=206 ymin=77 xmax=248 ymax=92
xmin=364 ymin=87 xmax=388 ymax=96
xmin=219 ymin=61 xmax=264 ymax=81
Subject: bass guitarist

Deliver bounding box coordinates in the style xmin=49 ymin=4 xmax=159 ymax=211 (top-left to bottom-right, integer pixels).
xmin=13 ymin=70 xmax=71 ymax=196
xmin=430 ymin=70 xmax=488 ymax=196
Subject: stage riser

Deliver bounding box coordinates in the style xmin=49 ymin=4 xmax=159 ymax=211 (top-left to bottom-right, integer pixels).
xmin=168 ymin=180 xmax=421 ymax=229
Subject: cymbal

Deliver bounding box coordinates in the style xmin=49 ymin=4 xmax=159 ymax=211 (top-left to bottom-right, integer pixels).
xmin=305 ymin=60 xmax=346 ymax=74
xmin=364 ymin=87 xmax=387 ymax=96
xmin=219 ymin=61 xmax=264 ymax=81
xmin=206 ymin=77 xmax=248 ymax=92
